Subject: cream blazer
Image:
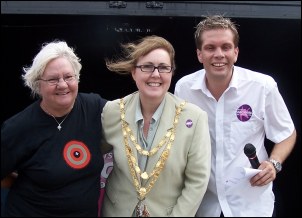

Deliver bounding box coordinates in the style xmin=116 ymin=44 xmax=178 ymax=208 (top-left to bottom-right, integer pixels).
xmin=101 ymin=92 xmax=211 ymax=217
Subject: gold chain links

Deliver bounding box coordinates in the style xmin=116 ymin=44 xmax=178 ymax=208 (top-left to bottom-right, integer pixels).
xmin=120 ymin=98 xmax=186 ymax=200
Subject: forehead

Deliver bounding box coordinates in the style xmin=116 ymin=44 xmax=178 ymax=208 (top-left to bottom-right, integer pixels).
xmin=138 ymin=48 xmax=171 ymax=63
xmin=44 ymin=57 xmax=74 ymax=75
xmin=202 ymin=29 xmax=235 ymax=45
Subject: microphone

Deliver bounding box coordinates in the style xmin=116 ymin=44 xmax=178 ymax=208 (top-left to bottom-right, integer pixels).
xmin=244 ymin=143 xmax=260 ymax=169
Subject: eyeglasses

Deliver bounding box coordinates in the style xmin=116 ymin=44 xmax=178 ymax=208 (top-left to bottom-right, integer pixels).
xmin=39 ymin=75 xmax=77 ymax=86
xmin=135 ymin=65 xmax=173 ymax=74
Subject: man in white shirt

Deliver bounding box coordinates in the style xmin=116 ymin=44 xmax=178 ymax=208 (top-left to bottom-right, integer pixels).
xmin=174 ymin=15 xmax=296 ymax=217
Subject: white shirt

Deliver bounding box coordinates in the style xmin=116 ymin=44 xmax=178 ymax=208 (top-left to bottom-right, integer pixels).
xmin=174 ymin=66 xmax=295 ymax=217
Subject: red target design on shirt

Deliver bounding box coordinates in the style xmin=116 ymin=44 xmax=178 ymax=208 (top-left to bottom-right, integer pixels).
xmin=63 ymin=140 xmax=91 ymax=169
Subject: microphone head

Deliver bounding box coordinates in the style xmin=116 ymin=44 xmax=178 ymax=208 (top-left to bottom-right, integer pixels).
xmin=244 ymin=143 xmax=256 ymax=158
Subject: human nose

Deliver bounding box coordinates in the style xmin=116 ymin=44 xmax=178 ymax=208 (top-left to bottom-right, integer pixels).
xmin=151 ymin=67 xmax=160 ymax=76
xmin=57 ymin=78 xmax=68 ymax=85
xmin=214 ymin=48 xmax=224 ymax=58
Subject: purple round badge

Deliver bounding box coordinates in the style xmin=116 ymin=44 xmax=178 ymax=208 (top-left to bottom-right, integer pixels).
xmin=236 ymin=104 xmax=252 ymax=122
xmin=186 ymin=119 xmax=193 ymax=128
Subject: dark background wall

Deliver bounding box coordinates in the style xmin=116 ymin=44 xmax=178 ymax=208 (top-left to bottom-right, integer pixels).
xmin=1 ymin=13 xmax=301 ymax=216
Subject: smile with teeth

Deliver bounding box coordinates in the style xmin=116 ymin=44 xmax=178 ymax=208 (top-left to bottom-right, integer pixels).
xmin=147 ymin=82 xmax=161 ymax=87
xmin=56 ymin=92 xmax=69 ymax=95
xmin=212 ymin=63 xmax=226 ymax=67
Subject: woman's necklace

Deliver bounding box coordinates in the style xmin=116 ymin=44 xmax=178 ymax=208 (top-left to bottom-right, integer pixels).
xmin=120 ymin=98 xmax=186 ymax=217
xmin=41 ymin=104 xmax=71 ymax=131
xmin=50 ymin=113 xmax=70 ymax=131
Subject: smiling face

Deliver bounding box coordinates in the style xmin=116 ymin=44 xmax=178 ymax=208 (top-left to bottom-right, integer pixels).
xmin=197 ymin=28 xmax=239 ymax=81
xmin=39 ymin=57 xmax=78 ymax=115
xmin=131 ymin=48 xmax=173 ymax=103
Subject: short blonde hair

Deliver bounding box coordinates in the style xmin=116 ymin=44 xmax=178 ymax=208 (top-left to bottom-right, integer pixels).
xmin=194 ymin=15 xmax=239 ymax=49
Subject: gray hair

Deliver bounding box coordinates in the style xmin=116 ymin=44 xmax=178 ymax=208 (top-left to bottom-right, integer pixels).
xmin=22 ymin=40 xmax=82 ymax=98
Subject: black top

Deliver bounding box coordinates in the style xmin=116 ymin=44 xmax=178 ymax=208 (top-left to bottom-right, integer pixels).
xmin=1 ymin=93 xmax=107 ymax=217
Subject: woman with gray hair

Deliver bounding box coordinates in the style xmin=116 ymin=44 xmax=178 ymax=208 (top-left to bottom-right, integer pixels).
xmin=1 ymin=40 xmax=108 ymax=216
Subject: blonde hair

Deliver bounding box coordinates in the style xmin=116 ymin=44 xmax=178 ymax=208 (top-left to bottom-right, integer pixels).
xmin=106 ymin=35 xmax=176 ymax=75
xmin=194 ymin=15 xmax=239 ymax=49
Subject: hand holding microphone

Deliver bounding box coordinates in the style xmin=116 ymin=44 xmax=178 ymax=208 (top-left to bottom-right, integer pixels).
xmin=244 ymin=143 xmax=260 ymax=169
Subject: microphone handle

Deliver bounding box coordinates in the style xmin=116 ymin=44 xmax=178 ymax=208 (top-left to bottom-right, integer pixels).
xmin=249 ymin=155 xmax=260 ymax=169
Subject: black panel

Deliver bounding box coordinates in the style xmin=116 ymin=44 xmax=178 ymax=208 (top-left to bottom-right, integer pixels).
xmin=1 ymin=14 xmax=301 ymax=217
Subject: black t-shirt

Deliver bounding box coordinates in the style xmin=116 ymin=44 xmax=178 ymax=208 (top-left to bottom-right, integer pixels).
xmin=1 ymin=93 xmax=107 ymax=217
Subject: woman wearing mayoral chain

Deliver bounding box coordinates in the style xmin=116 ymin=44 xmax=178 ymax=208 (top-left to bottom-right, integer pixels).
xmin=101 ymin=35 xmax=211 ymax=217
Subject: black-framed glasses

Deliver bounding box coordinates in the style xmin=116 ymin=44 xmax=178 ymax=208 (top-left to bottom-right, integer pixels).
xmin=135 ymin=65 xmax=173 ymax=74
xmin=39 ymin=75 xmax=77 ymax=86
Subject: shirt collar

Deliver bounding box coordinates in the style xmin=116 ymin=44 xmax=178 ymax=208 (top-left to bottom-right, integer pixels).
xmin=135 ymin=97 xmax=166 ymax=124
xmin=191 ymin=66 xmax=239 ymax=94
xmin=229 ymin=66 xmax=238 ymax=90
